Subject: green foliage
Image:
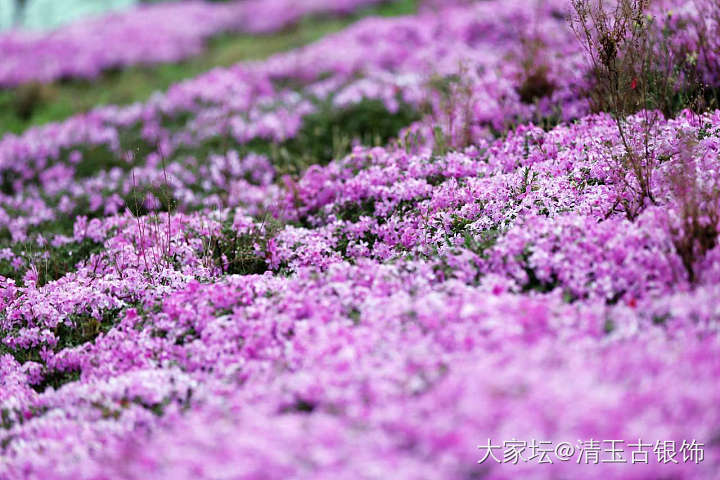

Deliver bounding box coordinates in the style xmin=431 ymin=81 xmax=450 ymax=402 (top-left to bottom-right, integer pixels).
xmin=271 ymin=99 xmax=421 ymax=176
xmin=123 ymin=183 xmax=177 ymax=217
xmin=517 ymin=247 xmax=558 ymax=294
xmin=336 ymin=199 xmax=377 ymax=223
xmin=425 ymin=71 xmax=475 ymax=153
xmin=280 ymin=398 xmax=318 ymax=414
xmin=0 ymin=310 xmax=119 ymax=362
xmin=30 ymin=369 xmax=82 ymax=394
xmin=55 ymin=311 xmax=119 ymax=350
xmin=173 ymin=327 xmax=200 ymax=346
xmin=0 ymin=308 xmax=121 ymax=393
xmin=461 ymin=226 xmax=501 ymax=260
xmin=603 ymin=318 xmax=615 ymax=334
xmin=203 ymin=216 xmax=282 ymax=276
xmin=0 ymin=238 xmax=104 ymax=286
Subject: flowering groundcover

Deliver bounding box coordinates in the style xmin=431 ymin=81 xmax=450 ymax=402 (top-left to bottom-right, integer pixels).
xmin=1 ymin=0 xmax=720 ymax=479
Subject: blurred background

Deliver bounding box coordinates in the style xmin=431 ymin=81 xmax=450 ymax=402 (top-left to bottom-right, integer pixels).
xmin=0 ymin=0 xmax=417 ymax=134
xmin=0 ymin=0 xmax=140 ymax=31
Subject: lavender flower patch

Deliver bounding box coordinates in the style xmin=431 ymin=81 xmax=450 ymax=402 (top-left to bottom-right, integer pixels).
xmin=1 ymin=0 xmax=720 ymax=479
xmin=0 ymin=0 xmax=402 ymax=87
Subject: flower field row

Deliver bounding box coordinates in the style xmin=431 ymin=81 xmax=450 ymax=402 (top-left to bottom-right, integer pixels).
xmin=1 ymin=0 xmax=720 ymax=478
xmin=0 ymin=0 xmax=402 ymax=87
xmin=2 ymin=107 xmax=720 ymax=477
xmin=0 ymin=0 xmax=587 ymax=244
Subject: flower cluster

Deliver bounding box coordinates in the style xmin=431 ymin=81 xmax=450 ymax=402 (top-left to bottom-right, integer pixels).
xmin=1 ymin=0 xmax=720 ymax=479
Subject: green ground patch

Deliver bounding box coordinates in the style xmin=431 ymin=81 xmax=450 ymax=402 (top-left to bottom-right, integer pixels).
xmin=0 ymin=237 xmax=104 ymax=285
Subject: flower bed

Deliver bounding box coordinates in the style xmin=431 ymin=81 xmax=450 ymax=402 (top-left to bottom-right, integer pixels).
xmin=1 ymin=0 xmax=720 ymax=478
xmin=0 ymin=0 xmax=401 ymax=87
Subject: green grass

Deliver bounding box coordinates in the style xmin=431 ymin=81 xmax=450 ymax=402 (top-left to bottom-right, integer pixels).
xmin=0 ymin=0 xmax=417 ymax=135
xmin=0 ymin=237 xmax=104 ymax=286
